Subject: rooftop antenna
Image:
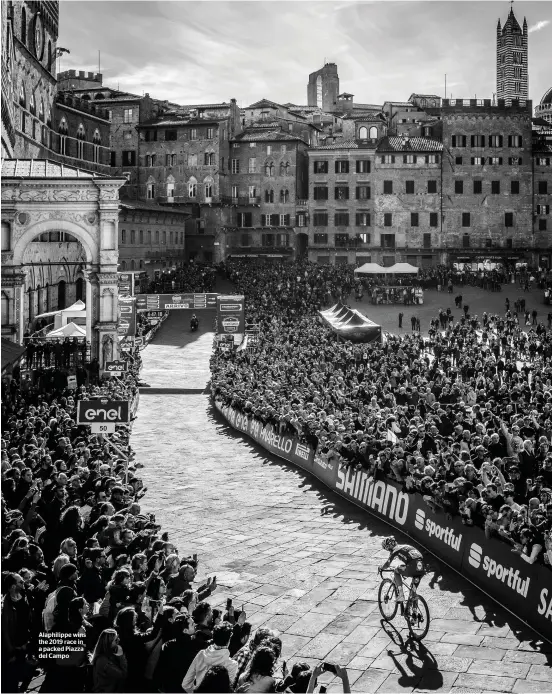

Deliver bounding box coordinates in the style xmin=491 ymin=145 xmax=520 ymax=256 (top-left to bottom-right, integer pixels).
xmin=98 ymin=50 xmax=100 ymax=76
xmin=444 ymin=73 xmax=447 ymax=99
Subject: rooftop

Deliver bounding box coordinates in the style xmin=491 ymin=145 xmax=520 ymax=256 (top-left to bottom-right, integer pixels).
xmin=310 ymin=138 xmax=360 ymax=150
xmin=376 ymin=136 xmax=444 ymax=152
xmin=234 ymin=129 xmax=308 ymax=144
xmin=120 ymin=200 xmax=191 ymax=215
xmin=2 ymin=159 xmax=119 ymax=180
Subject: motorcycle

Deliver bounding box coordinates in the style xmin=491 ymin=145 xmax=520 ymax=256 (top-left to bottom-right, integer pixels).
xmin=190 ymin=317 xmax=199 ymax=332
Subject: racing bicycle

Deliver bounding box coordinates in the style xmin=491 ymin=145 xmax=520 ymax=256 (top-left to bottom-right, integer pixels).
xmin=377 ymin=567 xmax=431 ymax=641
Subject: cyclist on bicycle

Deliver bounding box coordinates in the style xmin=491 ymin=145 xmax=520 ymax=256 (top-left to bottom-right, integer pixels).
xmin=379 ymin=537 xmax=425 ymax=604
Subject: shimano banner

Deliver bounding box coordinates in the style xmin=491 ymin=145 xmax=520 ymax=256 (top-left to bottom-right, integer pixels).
xmin=217 ymin=295 xmax=245 ymax=336
xmin=214 ymin=399 xmax=552 ymax=642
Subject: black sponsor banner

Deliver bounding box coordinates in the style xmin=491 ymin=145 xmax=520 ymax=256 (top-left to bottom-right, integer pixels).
xmin=77 ymin=399 xmax=130 ymax=424
xmin=136 ymin=293 xmax=218 ymax=310
xmin=217 ymin=295 xmax=245 ymax=335
xmin=214 ymin=399 xmax=552 ymax=642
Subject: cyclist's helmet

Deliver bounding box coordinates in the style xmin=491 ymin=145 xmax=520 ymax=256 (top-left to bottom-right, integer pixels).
xmin=382 ymin=537 xmax=397 ymax=552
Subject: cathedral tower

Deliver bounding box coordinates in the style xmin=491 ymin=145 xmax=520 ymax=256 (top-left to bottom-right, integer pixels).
xmin=496 ymin=7 xmax=528 ymax=103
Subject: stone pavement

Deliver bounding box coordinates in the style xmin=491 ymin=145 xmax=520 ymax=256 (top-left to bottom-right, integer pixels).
xmin=132 ymin=309 xmax=552 ymax=694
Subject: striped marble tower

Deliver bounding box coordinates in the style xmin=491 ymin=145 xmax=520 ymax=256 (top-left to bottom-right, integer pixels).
xmin=496 ymin=7 xmax=528 ymax=104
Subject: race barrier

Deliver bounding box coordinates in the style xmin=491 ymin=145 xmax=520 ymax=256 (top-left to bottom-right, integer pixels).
xmin=214 ymin=399 xmax=552 ymax=642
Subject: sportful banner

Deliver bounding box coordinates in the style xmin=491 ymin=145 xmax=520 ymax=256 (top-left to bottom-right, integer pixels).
xmin=136 ymin=294 xmax=218 ymax=311
xmin=217 ymin=295 xmax=245 ymax=336
xmin=214 ymin=399 xmax=552 ymax=641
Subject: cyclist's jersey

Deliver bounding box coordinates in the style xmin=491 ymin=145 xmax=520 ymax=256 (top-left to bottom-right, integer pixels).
xmin=390 ymin=544 xmax=423 ymax=566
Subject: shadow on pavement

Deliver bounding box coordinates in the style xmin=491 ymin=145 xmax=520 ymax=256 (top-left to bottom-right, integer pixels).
xmin=207 ymin=402 xmax=552 ymax=656
xmin=146 ymin=311 xmax=216 ymax=348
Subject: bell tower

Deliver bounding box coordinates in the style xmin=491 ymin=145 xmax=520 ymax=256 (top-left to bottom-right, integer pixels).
xmin=496 ymin=5 xmax=528 ymax=103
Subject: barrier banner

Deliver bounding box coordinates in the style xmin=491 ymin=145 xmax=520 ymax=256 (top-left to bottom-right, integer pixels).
xmin=214 ymin=399 xmax=552 ymax=642
xmin=77 ymin=399 xmax=130 ymax=424
xmin=117 ymin=296 xmax=136 ymax=337
xmin=217 ymin=295 xmax=245 ymax=336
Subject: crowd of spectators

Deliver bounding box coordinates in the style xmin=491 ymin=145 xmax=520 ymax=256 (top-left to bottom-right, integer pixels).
xmin=1 ymin=297 xmax=349 ymax=693
xmin=147 ymin=264 xmax=217 ymax=295
xmin=213 ymin=261 xmax=552 ymax=570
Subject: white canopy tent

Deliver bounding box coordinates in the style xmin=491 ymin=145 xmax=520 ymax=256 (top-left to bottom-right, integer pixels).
xmin=35 ymin=299 xmax=87 ymax=320
xmin=387 ymin=263 xmax=419 ymax=274
xmin=44 ymin=322 xmax=87 ymax=339
xmin=354 ymin=263 xmax=387 ymax=275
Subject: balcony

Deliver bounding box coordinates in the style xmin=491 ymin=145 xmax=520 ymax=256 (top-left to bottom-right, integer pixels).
xmin=296 ymin=199 xmax=308 ymax=207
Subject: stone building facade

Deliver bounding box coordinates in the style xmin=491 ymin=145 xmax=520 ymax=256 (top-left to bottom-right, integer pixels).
xmin=496 ymin=8 xmax=528 ymax=104
xmin=222 ymin=127 xmax=309 ymax=262
xmin=307 ymin=63 xmax=340 ymax=112
xmin=441 ymin=99 xmax=534 ymax=263
xmin=118 ymin=201 xmax=189 ymax=276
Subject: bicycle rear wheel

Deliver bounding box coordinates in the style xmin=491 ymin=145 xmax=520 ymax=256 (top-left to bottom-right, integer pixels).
xmin=405 ymin=594 xmax=430 ymax=640
xmin=378 ymin=579 xmax=399 ymax=621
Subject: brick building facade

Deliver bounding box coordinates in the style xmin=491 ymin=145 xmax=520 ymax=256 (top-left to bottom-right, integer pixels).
xmin=222 ymin=126 xmax=309 ymax=262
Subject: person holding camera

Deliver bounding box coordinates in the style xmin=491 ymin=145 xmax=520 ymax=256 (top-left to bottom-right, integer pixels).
xmin=306 ymin=662 xmax=350 ymax=694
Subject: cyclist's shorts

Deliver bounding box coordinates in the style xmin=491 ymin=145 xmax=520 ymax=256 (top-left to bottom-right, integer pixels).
xmin=398 ymin=560 xmax=426 ymax=580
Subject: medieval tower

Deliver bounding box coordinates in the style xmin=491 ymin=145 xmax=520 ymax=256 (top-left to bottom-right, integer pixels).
xmin=307 ymin=63 xmax=340 ymax=112
xmin=496 ymin=7 xmax=528 ymax=103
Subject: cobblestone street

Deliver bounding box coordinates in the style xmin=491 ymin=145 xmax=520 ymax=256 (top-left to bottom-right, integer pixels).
xmin=132 ymin=307 xmax=551 ymax=694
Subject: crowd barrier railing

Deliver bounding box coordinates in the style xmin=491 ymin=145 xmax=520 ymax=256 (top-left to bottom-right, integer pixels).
xmin=213 ymin=399 xmax=552 ymax=642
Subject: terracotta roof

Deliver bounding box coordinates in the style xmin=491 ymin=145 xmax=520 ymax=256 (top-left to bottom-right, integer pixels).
xmin=310 ymin=138 xmax=359 ymax=150
xmin=2 ymin=159 xmax=117 ymax=179
xmin=234 ymin=130 xmax=307 ymax=143
xmin=376 ymin=136 xmax=443 ymax=152
xmin=352 ymin=103 xmax=383 ymax=110
xmin=246 ymin=98 xmax=283 ymax=109
xmin=120 ymin=200 xmax=191 ymax=215
xmin=138 ymin=116 xmax=226 ymax=128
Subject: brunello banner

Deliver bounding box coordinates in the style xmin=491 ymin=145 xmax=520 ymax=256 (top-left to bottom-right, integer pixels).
xmin=214 ymin=398 xmax=552 ymax=643
xmin=217 ymin=295 xmax=245 ymax=335
xmin=117 ymin=296 xmax=136 ymax=337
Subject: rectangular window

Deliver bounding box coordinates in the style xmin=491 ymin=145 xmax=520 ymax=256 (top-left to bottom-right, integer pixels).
xmin=123 ymin=108 xmax=133 ymax=123
xmin=455 ymin=156 xmax=463 ymax=165
xmin=356 ymin=213 xmax=371 ymax=227
xmin=491 ymin=157 xmax=503 ymax=165
xmin=403 ymin=155 xmax=417 ymax=164
xmin=165 ymin=130 xmax=177 ymax=141
xmin=405 ymin=180 xmax=415 ymax=194
xmin=537 ymin=205 xmax=550 ymax=215
xmin=411 ymin=213 xmax=419 ymax=227
xmin=462 ymin=234 xmax=470 ymax=248
xmin=426 ymin=155 xmax=438 ymax=164
xmin=231 ymin=159 xmax=240 ymax=174
xmin=314 ymin=233 xmax=328 ymax=244
xmin=313 ymin=212 xmax=328 ymax=226
xmin=110 ymin=151 xmax=117 ymax=166
xmin=190 ymin=128 xmax=198 ymax=140
xmin=429 ymin=212 xmax=438 ymax=227
xmin=508 ymin=157 xmax=523 ymax=165
xmin=381 ymin=234 xmax=395 ymax=249
xmin=506 ymin=238 xmax=513 ymax=248
xmin=335 ymin=233 xmax=350 ymax=247
xmin=383 ymin=180 xmax=393 ymax=194
xmin=266 ymin=145 xmax=272 ymax=155
xmin=427 ymin=180 xmax=437 ymax=194
xmin=380 ymin=155 xmax=396 ymax=164
xmin=122 ymin=151 xmax=136 ymax=166
xmin=455 ymin=180 xmax=464 ymax=194
xmin=462 ymin=212 xmax=471 ymax=227
xmin=241 ymin=233 xmax=251 ymax=246
xmin=538 ymin=158 xmax=551 ymax=166
xmin=313 ymin=160 xmax=328 ymax=174
xmin=335 ymin=160 xmax=349 ymax=173
xmin=471 ymin=157 xmax=484 ymax=165
xmin=231 ymin=185 xmax=238 ymax=199
xmin=491 ymin=180 xmax=500 ymax=194
xmin=248 ymin=157 xmax=256 ymax=173
xmin=489 ymin=135 xmax=503 ymax=147
xmin=334 ymin=212 xmax=349 ymax=226
xmin=538 ymin=181 xmax=548 ymax=194
xmin=384 ymin=213 xmax=392 ymax=227
xmin=452 ymin=135 xmax=467 ymax=148
xmin=356 ymin=185 xmax=370 ymax=200
xmin=356 ymin=160 xmax=370 ymax=173
xmin=313 ymin=186 xmax=328 ymax=200
xmin=279 ymin=214 xmax=290 ymax=227
xmin=505 ymin=212 xmax=514 ymax=227
xmin=207 ymin=127 xmax=214 ymax=139
xmin=423 ymin=233 xmax=432 ymax=249
xmin=124 ymin=130 xmax=132 ymax=140
xmin=508 ymin=135 xmax=522 ymax=147
xmin=334 ymin=186 xmax=349 ymax=200
xmin=511 ymin=180 xmax=520 ymax=194
xmin=473 ymin=180 xmax=482 ymax=194
xmin=539 ymin=219 xmax=547 ymax=231
xmin=237 ymin=212 xmax=253 ymax=228
xmin=471 ymin=135 xmax=485 ymax=147
xmin=188 ymin=153 xmax=198 ymax=167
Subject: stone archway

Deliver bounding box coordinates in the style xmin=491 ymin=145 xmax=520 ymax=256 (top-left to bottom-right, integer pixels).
xmin=1 ymin=163 xmax=126 ymax=367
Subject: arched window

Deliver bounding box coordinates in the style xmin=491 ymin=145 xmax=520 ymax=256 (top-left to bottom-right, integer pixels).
xmin=47 ymin=41 xmax=52 ymax=72
xmin=166 ymin=174 xmax=175 ymax=198
xmin=204 ymin=176 xmax=213 ymax=199
xmin=146 ymin=230 xmax=151 ymax=244
xmin=146 ymin=176 xmax=155 ymax=200
xmin=130 ymin=259 xmax=136 ymax=270
xmin=76 ymin=123 xmax=86 ymax=159
xmin=29 ymin=93 xmax=36 ymax=115
xmin=75 ymin=277 xmax=84 ymax=302
xmin=139 ymin=230 xmax=143 ymax=244
xmin=265 ymin=189 xmax=274 ymax=203
xmin=21 ymin=7 xmax=27 ymax=45
xmin=58 ymin=280 xmax=66 ymax=310
xmin=46 ymin=109 xmax=52 ymax=127
xmin=95 ymin=93 xmax=105 ymax=100
xmin=38 ymin=100 xmax=44 ymax=122
xmin=369 ymin=126 xmax=378 ymax=139
xmin=280 ymin=189 xmax=289 ymax=203
xmin=19 ymin=84 xmax=26 ymax=107
xmin=1 ymin=222 xmax=12 ymax=251
xmin=1 ymin=292 xmax=9 ymax=326
xmin=121 ymin=260 xmax=127 ymax=270
xmin=139 ymin=260 xmax=144 ymax=269
xmin=92 ymin=129 xmax=101 ymax=163
xmin=121 ymin=229 xmax=126 ymax=244
xmin=279 ymin=162 xmax=285 ymax=175
xmin=59 ymin=117 xmax=68 ymax=155
xmin=359 ymin=126 xmax=368 ymax=139
xmin=265 ymin=161 xmax=274 ymax=176
xmin=170 ymin=232 xmax=174 ymax=245
xmin=155 ymin=230 xmax=159 ymax=244
xmin=188 ymin=176 xmax=197 ymax=198
xmin=151 ymin=154 xmax=156 ymax=167
xmin=130 ymin=230 xmax=136 ymax=244
xmin=162 ymin=231 xmax=167 ymax=245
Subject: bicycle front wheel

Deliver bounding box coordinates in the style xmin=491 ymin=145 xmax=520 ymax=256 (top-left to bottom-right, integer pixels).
xmin=406 ymin=594 xmax=430 ymax=640
xmin=378 ymin=579 xmax=399 ymax=621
